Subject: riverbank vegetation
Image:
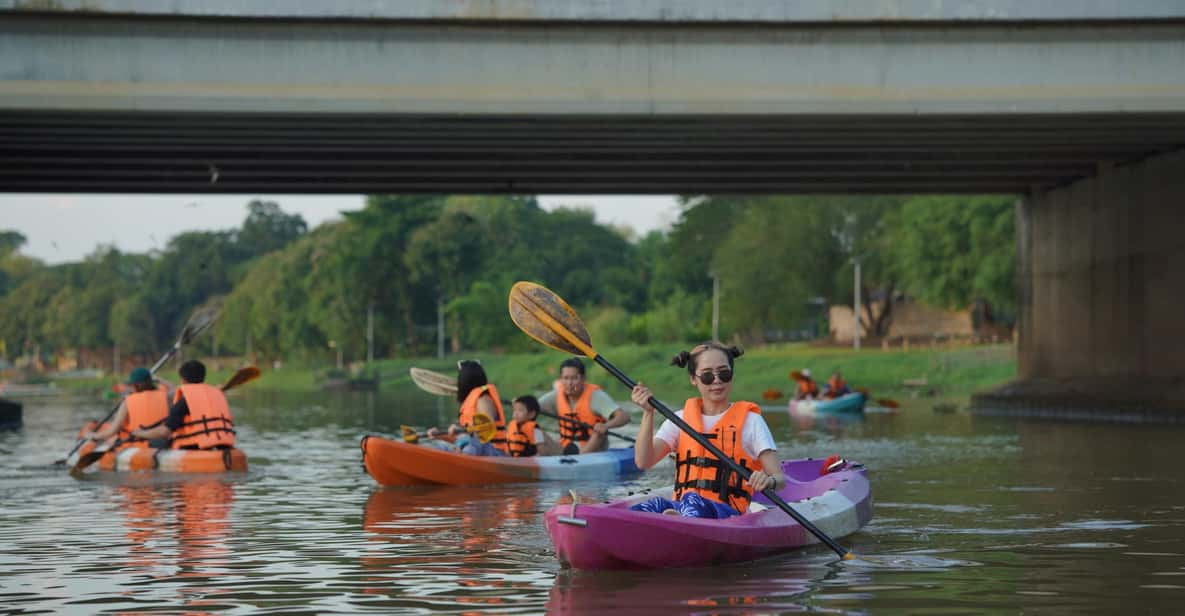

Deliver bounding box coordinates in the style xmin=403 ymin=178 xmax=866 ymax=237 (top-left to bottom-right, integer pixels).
xmin=1 ymin=195 xmax=1016 ymax=373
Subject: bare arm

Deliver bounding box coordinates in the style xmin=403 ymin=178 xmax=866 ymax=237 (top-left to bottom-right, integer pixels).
xmin=134 ymin=423 xmax=171 ymax=441
xmin=86 ymin=402 xmax=128 ymax=440
xmin=630 ymin=383 xmax=672 ymax=469
xmin=748 ymin=450 xmax=787 ymax=492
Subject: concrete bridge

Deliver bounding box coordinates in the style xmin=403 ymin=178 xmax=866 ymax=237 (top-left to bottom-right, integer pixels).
xmin=2 ymin=0 xmax=1184 ymax=418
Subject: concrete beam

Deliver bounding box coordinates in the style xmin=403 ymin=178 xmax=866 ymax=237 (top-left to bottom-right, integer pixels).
xmin=2 ymin=16 xmax=1185 ymax=115
xmin=3 ymin=0 xmax=1185 ymax=24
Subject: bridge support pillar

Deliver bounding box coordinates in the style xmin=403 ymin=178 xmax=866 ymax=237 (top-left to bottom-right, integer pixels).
xmin=973 ymin=150 xmax=1185 ymax=421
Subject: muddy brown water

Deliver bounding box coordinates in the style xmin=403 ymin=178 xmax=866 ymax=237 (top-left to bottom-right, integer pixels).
xmin=2 ymin=388 xmax=1183 ymax=614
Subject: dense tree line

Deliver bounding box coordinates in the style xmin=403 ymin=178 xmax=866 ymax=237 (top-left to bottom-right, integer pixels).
xmin=0 ymin=194 xmax=1016 ymax=366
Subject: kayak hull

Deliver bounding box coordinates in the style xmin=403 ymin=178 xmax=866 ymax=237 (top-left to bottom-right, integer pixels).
xmin=545 ymin=458 xmax=871 ymax=570
xmin=97 ymin=446 xmax=248 ymax=472
xmin=361 ymin=435 xmax=639 ymax=486
xmin=71 ymin=421 xmax=248 ymax=472
xmin=789 ymin=392 xmax=867 ymax=415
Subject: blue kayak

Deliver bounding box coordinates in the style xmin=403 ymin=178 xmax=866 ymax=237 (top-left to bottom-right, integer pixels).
xmin=788 ymin=392 xmax=867 ymax=415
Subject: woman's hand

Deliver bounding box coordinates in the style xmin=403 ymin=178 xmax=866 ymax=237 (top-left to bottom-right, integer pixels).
xmin=748 ymin=469 xmax=780 ymax=492
xmin=631 ymin=383 xmax=656 ymax=413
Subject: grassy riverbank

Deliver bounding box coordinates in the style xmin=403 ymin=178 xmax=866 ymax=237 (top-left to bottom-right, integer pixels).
xmin=46 ymin=342 xmax=1016 ymax=403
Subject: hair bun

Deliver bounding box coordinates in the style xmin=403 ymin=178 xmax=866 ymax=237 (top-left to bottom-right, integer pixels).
xmin=670 ymin=350 xmax=691 ymax=368
xmin=728 ymin=345 xmax=745 ymax=359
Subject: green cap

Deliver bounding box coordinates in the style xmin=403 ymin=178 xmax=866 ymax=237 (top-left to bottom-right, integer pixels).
xmin=125 ymin=367 xmax=153 ymax=385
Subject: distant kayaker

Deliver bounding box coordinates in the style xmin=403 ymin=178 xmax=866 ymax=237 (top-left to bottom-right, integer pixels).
xmin=506 ymin=395 xmax=559 ymax=457
xmin=429 ymin=359 xmax=509 ymax=456
xmin=82 ymin=366 xmax=171 ymax=449
xmin=539 ymin=358 xmax=630 ymax=455
xmin=131 ymin=360 xmax=235 ymax=450
xmin=823 ymin=371 xmax=852 ymax=400
xmin=630 ymin=342 xmax=786 ymax=518
xmin=792 ymin=368 xmax=819 ymax=401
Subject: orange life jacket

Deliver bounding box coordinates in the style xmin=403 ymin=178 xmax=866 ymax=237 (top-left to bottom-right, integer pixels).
xmin=506 ymin=419 xmax=538 ymax=457
xmin=170 ymin=383 xmax=235 ymax=449
xmin=825 ymin=377 xmax=847 ymax=399
xmin=459 ymin=384 xmax=508 ymax=453
xmin=555 ymin=381 xmax=607 ymax=447
xmin=119 ymin=388 xmax=170 ymax=449
xmin=674 ymin=397 xmax=762 ymax=514
xmin=796 ymin=378 xmax=819 ymax=397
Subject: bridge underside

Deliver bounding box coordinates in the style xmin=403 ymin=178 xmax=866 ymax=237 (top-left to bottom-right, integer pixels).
xmin=4 ymin=112 xmax=1185 ymax=194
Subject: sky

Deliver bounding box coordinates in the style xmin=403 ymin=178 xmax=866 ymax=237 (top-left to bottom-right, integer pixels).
xmin=0 ymin=194 xmax=680 ymax=264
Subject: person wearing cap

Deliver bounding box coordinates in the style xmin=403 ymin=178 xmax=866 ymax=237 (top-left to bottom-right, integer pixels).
xmin=792 ymin=368 xmax=820 ymax=401
xmin=83 ymin=367 xmax=172 ymax=449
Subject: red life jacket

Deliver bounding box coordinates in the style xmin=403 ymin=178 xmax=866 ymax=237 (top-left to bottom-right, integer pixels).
xmin=506 ymin=419 xmax=538 ymax=457
xmin=555 ymin=381 xmax=606 ymax=447
xmin=674 ymin=398 xmax=762 ymax=514
xmin=119 ymin=388 xmax=170 ymax=449
xmin=170 ymin=383 xmax=235 ymax=449
xmin=458 ymin=384 xmax=508 ymax=453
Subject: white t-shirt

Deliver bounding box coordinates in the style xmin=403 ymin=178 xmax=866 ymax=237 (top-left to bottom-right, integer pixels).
xmin=653 ymin=404 xmax=777 ymax=459
xmin=538 ymin=387 xmax=620 ymax=416
xmin=531 ymin=426 xmax=546 ymax=445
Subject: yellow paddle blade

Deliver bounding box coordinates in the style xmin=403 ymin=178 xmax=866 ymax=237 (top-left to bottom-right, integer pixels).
xmin=507 ymin=281 xmax=596 ymax=358
xmin=409 ymin=367 xmax=457 ymax=397
xmin=401 ymin=425 xmax=420 ymax=444
xmin=221 ymin=366 xmax=261 ymax=391
xmin=470 ymin=413 xmax=496 ymax=444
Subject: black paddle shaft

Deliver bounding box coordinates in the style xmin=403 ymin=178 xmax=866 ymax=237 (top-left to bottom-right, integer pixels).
xmin=592 ymin=354 xmax=851 ymax=559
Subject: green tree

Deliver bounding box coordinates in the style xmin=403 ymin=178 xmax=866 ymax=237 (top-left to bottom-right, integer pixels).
xmin=887 ymin=195 xmax=1016 ymax=313
xmin=237 ymin=199 xmax=308 ymax=257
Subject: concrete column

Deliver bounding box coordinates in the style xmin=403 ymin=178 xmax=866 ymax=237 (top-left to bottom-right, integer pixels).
xmin=975 ymin=149 xmax=1185 ymax=421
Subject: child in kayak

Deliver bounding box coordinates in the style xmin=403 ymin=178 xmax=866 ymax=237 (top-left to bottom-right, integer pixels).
xmin=506 ymin=395 xmax=559 ymax=457
xmin=630 ymin=342 xmax=786 ymax=519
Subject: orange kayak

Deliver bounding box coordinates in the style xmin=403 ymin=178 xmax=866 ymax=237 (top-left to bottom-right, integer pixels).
xmin=361 ymin=434 xmax=638 ymax=487
xmin=71 ymin=420 xmax=247 ymax=472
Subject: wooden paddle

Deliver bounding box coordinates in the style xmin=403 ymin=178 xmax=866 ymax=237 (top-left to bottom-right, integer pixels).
xmin=408 ymin=366 xmax=636 ymax=444
xmin=402 ymin=412 xmax=496 ymax=444
xmin=69 ymin=364 xmax=260 ymax=475
xmin=508 ymin=281 xmax=855 ymax=561
xmin=55 ymin=306 xmax=220 ymax=467
xmin=854 ymin=387 xmax=900 ymax=409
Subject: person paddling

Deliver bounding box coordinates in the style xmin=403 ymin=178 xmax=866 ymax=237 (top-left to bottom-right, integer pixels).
xmin=428 ymin=360 xmax=509 ymax=456
xmin=792 ymin=368 xmax=819 ymax=401
xmin=506 ymin=395 xmax=560 ymax=457
xmin=629 ymin=342 xmax=786 ymax=518
xmin=132 ymin=360 xmax=235 ymax=449
xmin=82 ymin=367 xmax=171 ymax=450
xmin=823 ymin=370 xmax=852 ymax=400
xmin=539 ymin=358 xmax=630 ymax=455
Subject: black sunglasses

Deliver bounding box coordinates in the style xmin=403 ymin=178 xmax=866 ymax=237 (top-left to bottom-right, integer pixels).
xmin=695 ymin=369 xmax=733 ymax=385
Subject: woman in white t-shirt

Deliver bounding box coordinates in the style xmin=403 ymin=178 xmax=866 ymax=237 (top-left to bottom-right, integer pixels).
xmin=630 ymin=342 xmax=786 ymax=519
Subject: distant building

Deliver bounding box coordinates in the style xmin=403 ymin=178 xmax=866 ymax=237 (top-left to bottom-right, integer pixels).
xmin=829 ymin=297 xmax=1008 ymax=344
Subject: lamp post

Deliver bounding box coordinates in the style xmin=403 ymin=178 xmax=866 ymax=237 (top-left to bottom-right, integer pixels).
xmin=710 ymin=271 xmax=720 ymax=341
xmin=853 ymin=258 xmax=862 ymax=351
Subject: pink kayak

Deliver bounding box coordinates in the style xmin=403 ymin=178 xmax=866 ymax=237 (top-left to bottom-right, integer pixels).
xmin=545 ymin=458 xmax=872 ymax=570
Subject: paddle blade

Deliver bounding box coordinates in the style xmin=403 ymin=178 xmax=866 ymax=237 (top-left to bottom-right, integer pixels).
xmin=507 ymin=281 xmax=594 ymax=357
xmin=401 ymin=425 xmax=420 ymax=444
xmin=470 ymin=413 xmax=496 ymax=444
xmin=762 ymin=388 xmax=784 ymax=401
xmin=789 ymin=370 xmax=804 ymax=381
xmin=409 ymin=367 xmax=457 ymax=397
xmin=877 ymin=398 xmax=901 ymax=409
xmin=179 ymin=305 xmax=220 ymax=345
xmin=222 ymin=366 xmax=261 ymax=391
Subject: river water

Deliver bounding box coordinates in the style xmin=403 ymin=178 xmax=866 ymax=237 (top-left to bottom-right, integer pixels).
xmin=2 ymin=387 xmax=1184 ymax=614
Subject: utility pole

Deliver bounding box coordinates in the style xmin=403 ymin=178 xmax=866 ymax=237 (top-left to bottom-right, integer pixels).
xmin=113 ymin=342 xmax=119 ymax=376
xmin=711 ymin=272 xmax=720 ymax=341
xmin=366 ymin=301 xmax=375 ymax=364
xmin=853 ymin=258 xmax=862 ymax=350
xmin=436 ymin=295 xmax=445 ymax=359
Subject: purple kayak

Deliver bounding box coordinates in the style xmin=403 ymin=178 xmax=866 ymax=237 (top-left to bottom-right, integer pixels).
xmin=545 ymin=458 xmax=872 ymax=570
